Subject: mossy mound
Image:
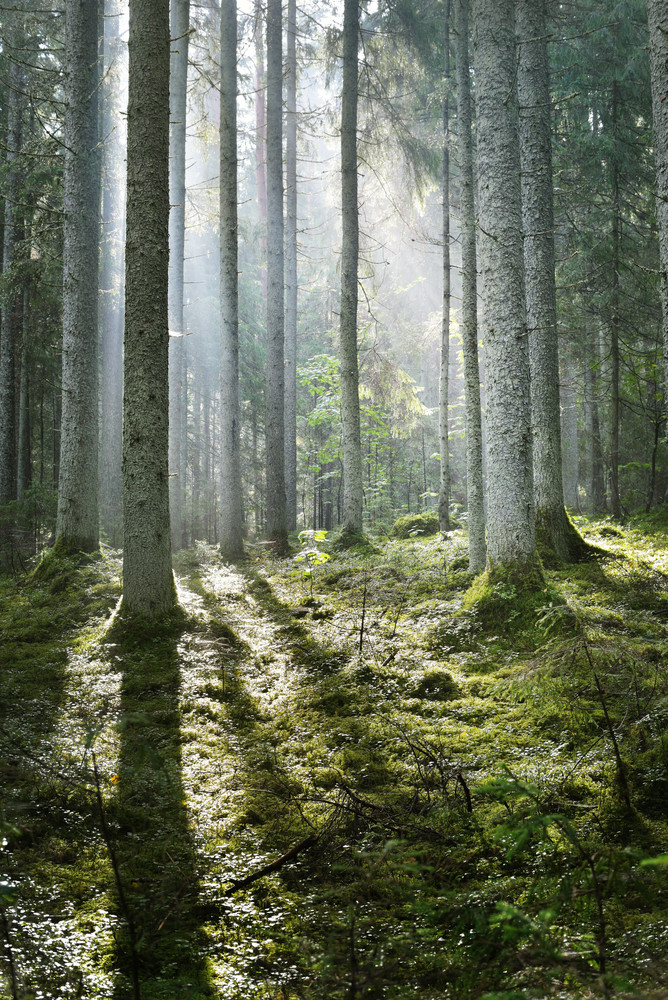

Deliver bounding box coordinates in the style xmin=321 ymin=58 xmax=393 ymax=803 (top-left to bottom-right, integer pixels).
xmin=411 ymin=667 xmax=460 ymax=701
xmin=390 ymin=512 xmax=440 ymax=539
xmin=461 ymin=559 xmax=575 ymax=644
xmin=331 ymin=527 xmax=379 ymax=554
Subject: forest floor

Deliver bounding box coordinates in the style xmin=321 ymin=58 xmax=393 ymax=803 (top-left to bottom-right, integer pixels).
xmin=1 ymin=515 xmax=668 ymax=1000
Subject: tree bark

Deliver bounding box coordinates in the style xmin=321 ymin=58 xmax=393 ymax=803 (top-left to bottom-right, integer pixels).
xmin=168 ymin=0 xmax=190 ymax=551
xmin=472 ymin=0 xmax=536 ymax=569
xmin=56 ymin=0 xmax=100 ymax=552
xmin=0 ymin=36 xmax=23 ymax=509
xmin=99 ymin=0 xmax=125 ymax=547
xmin=122 ymin=0 xmax=175 ymax=615
xmin=284 ymin=0 xmax=298 ymax=532
xmin=517 ymin=0 xmax=585 ymax=560
xmin=264 ymin=0 xmax=288 ymax=550
xmin=648 ymin=0 xmax=668 ymax=435
xmin=340 ymin=0 xmax=364 ymax=537
xmin=219 ymin=0 xmax=244 ymax=560
xmin=454 ymin=0 xmax=486 ymax=573
xmin=438 ymin=4 xmax=452 ymax=533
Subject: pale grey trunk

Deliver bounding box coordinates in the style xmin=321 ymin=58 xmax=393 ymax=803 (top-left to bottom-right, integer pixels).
xmin=57 ymin=0 xmax=100 ymax=551
xmin=340 ymin=0 xmax=364 ymax=534
xmin=648 ymin=0 xmax=668 ymax=411
xmin=284 ymin=0 xmax=298 ymax=532
xmin=255 ymin=0 xmax=268 ymax=300
xmin=265 ymin=0 xmax=288 ymax=549
xmin=516 ymin=0 xmax=573 ymax=558
xmin=219 ymin=0 xmax=244 ymax=560
xmin=99 ymin=0 xmax=125 ymax=546
xmin=455 ymin=0 xmax=486 ymax=572
xmin=122 ymin=0 xmax=174 ymax=615
xmin=560 ymin=354 xmax=579 ymax=510
xmin=438 ymin=4 xmax=451 ymax=532
xmin=0 ymin=43 xmax=23 ymax=508
xmin=168 ymin=0 xmax=189 ymax=550
xmin=472 ymin=0 xmax=535 ymax=566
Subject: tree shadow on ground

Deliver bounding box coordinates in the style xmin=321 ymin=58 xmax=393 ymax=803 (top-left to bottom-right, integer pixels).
xmin=107 ymin=612 xmax=215 ymax=999
xmin=0 ymin=555 xmax=121 ymax=996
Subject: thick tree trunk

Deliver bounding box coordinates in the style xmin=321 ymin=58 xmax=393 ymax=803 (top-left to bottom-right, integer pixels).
xmin=609 ymin=78 xmax=622 ymax=518
xmin=99 ymin=0 xmax=124 ymax=547
xmin=438 ymin=4 xmax=451 ymax=533
xmin=517 ymin=0 xmax=585 ymax=561
xmin=0 ymin=40 xmax=23 ymax=509
xmin=168 ymin=0 xmax=190 ymax=550
xmin=56 ymin=0 xmax=100 ymax=552
xmin=264 ymin=0 xmax=288 ymax=550
xmin=648 ymin=0 xmax=668 ymax=430
xmin=122 ymin=0 xmax=175 ymax=615
xmin=340 ymin=0 xmax=364 ymax=537
xmin=583 ymin=331 xmax=606 ymax=512
xmin=284 ymin=0 xmax=298 ymax=532
xmin=219 ymin=0 xmax=244 ymax=560
xmin=455 ymin=0 xmax=486 ymax=573
xmin=472 ymin=0 xmax=536 ymax=569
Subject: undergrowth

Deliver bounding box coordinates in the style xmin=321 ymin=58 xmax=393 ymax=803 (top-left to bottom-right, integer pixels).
xmin=1 ymin=516 xmax=667 ymax=998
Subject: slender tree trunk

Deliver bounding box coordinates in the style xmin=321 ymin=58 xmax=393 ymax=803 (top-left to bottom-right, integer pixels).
xmin=122 ymin=0 xmax=175 ymax=615
xmin=99 ymin=0 xmax=124 ymax=546
xmin=219 ymin=0 xmax=244 ymax=560
xmin=265 ymin=0 xmax=288 ymax=550
xmin=168 ymin=0 xmax=190 ymax=550
xmin=517 ymin=0 xmax=585 ymax=560
xmin=0 ymin=39 xmax=23 ymax=509
xmin=255 ymin=0 xmax=267 ymax=300
xmin=17 ymin=286 xmax=31 ymax=500
xmin=561 ymin=353 xmax=579 ymax=510
xmin=438 ymin=4 xmax=452 ymax=532
xmin=455 ymin=0 xmax=486 ymax=572
xmin=472 ymin=0 xmax=536 ymax=570
xmin=647 ymin=0 xmax=668 ymax=427
xmin=609 ymin=78 xmax=622 ymax=518
xmin=340 ymin=0 xmax=364 ymax=537
xmin=57 ymin=0 xmax=100 ymax=552
xmin=284 ymin=0 xmax=298 ymax=532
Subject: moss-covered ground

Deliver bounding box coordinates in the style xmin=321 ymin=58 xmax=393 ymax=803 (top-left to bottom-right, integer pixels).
xmin=1 ymin=515 xmax=668 ymax=998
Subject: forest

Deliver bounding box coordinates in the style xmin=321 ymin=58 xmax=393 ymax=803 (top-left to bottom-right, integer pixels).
xmin=1 ymin=0 xmax=668 ymax=996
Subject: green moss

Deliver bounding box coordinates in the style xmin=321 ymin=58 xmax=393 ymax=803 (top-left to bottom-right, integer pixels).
xmin=390 ymin=511 xmax=440 ymax=539
xmin=332 ymin=526 xmax=379 ymax=553
xmin=461 ymin=559 xmax=574 ymax=644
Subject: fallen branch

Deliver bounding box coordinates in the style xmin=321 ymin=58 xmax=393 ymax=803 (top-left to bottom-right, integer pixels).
xmin=224 ymin=833 xmax=319 ymax=895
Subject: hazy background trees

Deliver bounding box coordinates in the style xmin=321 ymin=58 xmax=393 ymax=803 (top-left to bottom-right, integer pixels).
xmin=0 ymin=0 xmax=665 ymax=570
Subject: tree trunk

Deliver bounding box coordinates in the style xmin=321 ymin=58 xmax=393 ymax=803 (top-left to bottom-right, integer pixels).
xmin=219 ymin=0 xmax=244 ymax=560
xmin=609 ymin=78 xmax=622 ymax=518
xmin=17 ymin=286 xmax=31 ymax=500
xmin=284 ymin=0 xmax=298 ymax=532
xmin=56 ymin=0 xmax=100 ymax=552
xmin=340 ymin=0 xmax=364 ymax=537
xmin=168 ymin=0 xmax=190 ymax=550
xmin=560 ymin=353 xmax=579 ymax=510
xmin=517 ymin=0 xmax=585 ymax=561
xmin=647 ymin=0 xmax=668 ymax=428
xmin=472 ymin=0 xmax=536 ymax=570
xmin=122 ymin=0 xmax=175 ymax=615
xmin=455 ymin=0 xmax=486 ymax=573
xmin=255 ymin=0 xmax=267 ymax=301
xmin=264 ymin=0 xmax=288 ymax=551
xmin=438 ymin=3 xmax=452 ymax=533
xmin=0 ymin=37 xmax=23 ymax=509
xmin=99 ymin=0 xmax=124 ymax=547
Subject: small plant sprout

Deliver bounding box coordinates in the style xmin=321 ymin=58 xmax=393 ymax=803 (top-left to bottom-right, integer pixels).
xmin=293 ymin=529 xmax=331 ymax=597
